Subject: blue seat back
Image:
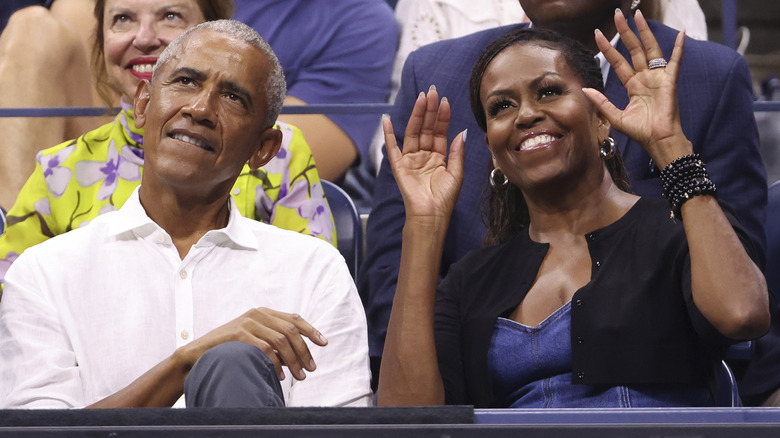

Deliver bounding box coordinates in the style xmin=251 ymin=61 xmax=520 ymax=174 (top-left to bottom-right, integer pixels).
xmin=322 ymin=180 xmax=362 ymax=281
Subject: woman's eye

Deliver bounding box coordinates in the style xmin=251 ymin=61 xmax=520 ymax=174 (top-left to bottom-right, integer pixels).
xmin=538 ymin=85 xmax=563 ymax=99
xmin=487 ymin=100 xmax=513 ymax=117
xmin=113 ymin=14 xmax=130 ymax=24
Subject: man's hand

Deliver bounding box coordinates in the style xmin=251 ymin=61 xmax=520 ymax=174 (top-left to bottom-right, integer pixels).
xmin=176 ymin=308 xmax=328 ymax=381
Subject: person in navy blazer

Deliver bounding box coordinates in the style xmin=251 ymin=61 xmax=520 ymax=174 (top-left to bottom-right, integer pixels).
xmin=359 ymin=0 xmax=770 ymax=400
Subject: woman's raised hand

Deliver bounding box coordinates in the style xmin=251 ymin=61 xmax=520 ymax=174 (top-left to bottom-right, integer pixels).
xmin=582 ymin=9 xmax=692 ymax=169
xmin=385 ymin=86 xmax=465 ymax=222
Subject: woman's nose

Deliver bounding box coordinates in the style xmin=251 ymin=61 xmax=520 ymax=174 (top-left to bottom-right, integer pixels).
xmin=132 ymin=22 xmax=162 ymax=52
xmin=514 ymin=102 xmax=544 ymax=129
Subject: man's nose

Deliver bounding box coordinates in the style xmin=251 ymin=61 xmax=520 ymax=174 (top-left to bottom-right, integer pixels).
xmin=182 ymin=91 xmax=218 ymax=128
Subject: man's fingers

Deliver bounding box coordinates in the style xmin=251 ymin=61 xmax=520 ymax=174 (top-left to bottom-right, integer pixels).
xmin=247 ymin=308 xmax=326 ymax=380
xmin=256 ymin=322 xmax=313 ymax=380
xmin=263 ymin=308 xmax=327 ymax=346
xmin=252 ymin=339 xmax=286 ymax=381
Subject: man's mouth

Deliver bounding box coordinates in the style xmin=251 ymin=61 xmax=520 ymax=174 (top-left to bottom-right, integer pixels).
xmin=170 ymin=133 xmax=214 ymax=152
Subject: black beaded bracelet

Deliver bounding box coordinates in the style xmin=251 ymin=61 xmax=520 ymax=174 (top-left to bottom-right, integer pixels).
xmin=659 ymin=154 xmax=718 ymax=219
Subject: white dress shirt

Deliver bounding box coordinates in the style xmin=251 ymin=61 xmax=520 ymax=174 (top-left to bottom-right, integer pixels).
xmin=0 ymin=189 xmax=372 ymax=408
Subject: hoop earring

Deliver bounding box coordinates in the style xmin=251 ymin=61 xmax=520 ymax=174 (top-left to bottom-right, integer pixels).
xmin=600 ymin=137 xmax=616 ymax=159
xmin=630 ymin=0 xmax=641 ymax=11
xmin=490 ymin=168 xmax=509 ymax=189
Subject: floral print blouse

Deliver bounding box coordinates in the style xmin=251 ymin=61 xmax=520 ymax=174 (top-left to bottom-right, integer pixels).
xmin=0 ymin=107 xmax=335 ymax=286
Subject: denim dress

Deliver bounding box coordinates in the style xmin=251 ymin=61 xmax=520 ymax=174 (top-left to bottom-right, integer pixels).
xmin=487 ymin=302 xmax=714 ymax=408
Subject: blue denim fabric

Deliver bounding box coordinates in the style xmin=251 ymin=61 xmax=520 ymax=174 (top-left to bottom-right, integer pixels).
xmin=488 ymin=303 xmax=713 ymax=408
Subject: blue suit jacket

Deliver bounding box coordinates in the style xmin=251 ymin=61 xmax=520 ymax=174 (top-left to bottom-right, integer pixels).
xmin=359 ymin=19 xmax=767 ymax=374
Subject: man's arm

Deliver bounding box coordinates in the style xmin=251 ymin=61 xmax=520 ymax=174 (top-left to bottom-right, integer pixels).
xmin=286 ymin=247 xmax=372 ymax=407
xmin=690 ymin=50 xmax=767 ymax=266
xmin=88 ymin=307 xmax=327 ymax=408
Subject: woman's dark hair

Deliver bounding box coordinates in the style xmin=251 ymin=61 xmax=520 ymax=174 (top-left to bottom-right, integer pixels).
xmin=468 ymin=27 xmax=632 ymax=246
xmin=91 ymin=0 xmax=235 ymax=106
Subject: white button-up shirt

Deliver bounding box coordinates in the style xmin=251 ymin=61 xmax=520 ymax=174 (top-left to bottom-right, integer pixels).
xmin=0 ymin=189 xmax=371 ymax=408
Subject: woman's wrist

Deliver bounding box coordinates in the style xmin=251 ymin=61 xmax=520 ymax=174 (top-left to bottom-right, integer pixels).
xmin=659 ymin=153 xmax=718 ymax=219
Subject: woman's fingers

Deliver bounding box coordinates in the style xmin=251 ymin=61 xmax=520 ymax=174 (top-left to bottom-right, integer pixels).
xmin=432 ymin=97 xmax=451 ymax=156
xmin=596 ymin=29 xmax=635 ymax=86
xmin=418 ymin=86 xmax=441 ymax=151
xmin=384 ymin=115 xmax=402 ymax=166
xmin=402 ymin=92 xmax=428 ymax=154
xmin=614 ymin=8 xmax=648 ymax=72
xmin=666 ymin=31 xmax=686 ymax=81
xmin=447 ymin=129 xmax=466 ymax=181
xmin=582 ymin=88 xmax=623 ymax=131
xmin=634 ymin=9 xmax=665 ymax=62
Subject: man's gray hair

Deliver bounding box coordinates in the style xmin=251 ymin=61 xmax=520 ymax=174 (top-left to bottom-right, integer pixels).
xmin=154 ymin=19 xmax=286 ymax=128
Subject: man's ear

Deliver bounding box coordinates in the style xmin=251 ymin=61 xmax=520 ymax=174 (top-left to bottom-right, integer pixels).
xmin=248 ymin=127 xmax=283 ymax=169
xmin=133 ymin=80 xmax=152 ymax=128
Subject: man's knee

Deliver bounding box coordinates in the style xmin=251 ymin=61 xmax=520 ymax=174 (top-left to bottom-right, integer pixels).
xmin=194 ymin=341 xmax=276 ymax=375
xmin=184 ymin=342 xmax=284 ymax=408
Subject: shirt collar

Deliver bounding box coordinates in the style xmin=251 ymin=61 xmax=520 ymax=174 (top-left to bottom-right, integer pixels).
xmin=525 ymin=22 xmax=620 ymax=86
xmin=107 ymin=187 xmax=259 ymax=251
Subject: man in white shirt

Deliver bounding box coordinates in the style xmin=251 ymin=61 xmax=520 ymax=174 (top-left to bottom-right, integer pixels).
xmin=0 ymin=19 xmax=372 ymax=409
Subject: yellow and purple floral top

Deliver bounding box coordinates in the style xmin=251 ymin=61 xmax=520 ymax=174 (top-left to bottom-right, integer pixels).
xmin=0 ymin=107 xmax=335 ymax=286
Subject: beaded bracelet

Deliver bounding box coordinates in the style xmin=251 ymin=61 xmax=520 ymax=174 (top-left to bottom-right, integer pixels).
xmin=659 ymin=154 xmax=718 ymax=220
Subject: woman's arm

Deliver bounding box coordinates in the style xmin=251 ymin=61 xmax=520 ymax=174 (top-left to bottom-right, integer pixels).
xmin=376 ymin=87 xmax=465 ymax=406
xmin=584 ymin=9 xmax=769 ymax=340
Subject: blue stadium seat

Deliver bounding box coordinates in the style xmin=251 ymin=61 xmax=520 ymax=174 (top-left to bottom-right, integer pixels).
xmin=322 ymin=180 xmax=362 ymax=281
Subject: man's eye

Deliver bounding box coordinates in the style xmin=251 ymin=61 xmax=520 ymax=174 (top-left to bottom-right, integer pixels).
xmin=114 ymin=14 xmax=130 ymax=24
xmin=177 ymin=77 xmax=193 ymax=85
xmin=164 ymin=12 xmax=180 ymax=21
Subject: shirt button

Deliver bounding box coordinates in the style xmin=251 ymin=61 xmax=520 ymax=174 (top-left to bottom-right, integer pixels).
xmin=180 ymin=330 xmax=190 ymax=340
xmin=179 ymin=270 xmax=187 ymax=279
xmin=577 ymin=337 xmax=584 ymax=344
xmin=587 ymin=234 xmax=595 ymax=241
xmin=232 ymin=188 xmax=240 ymax=195
xmin=577 ymin=372 xmax=585 ymax=380
xmin=575 ymin=299 xmax=583 ymax=307
xmin=156 ymin=233 xmax=165 ymax=243
xmin=595 ymin=261 xmax=601 ymax=267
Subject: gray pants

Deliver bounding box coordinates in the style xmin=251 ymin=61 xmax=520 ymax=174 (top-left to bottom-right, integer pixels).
xmin=184 ymin=341 xmax=285 ymax=408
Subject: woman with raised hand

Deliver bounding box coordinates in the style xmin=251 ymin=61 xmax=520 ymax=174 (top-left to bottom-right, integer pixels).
xmin=378 ymin=10 xmax=769 ymax=408
xmin=0 ymin=0 xmax=334 ymax=289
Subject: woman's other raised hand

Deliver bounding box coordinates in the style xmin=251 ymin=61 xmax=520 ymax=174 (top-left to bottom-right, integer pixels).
xmin=582 ymin=9 xmax=691 ymax=169
xmin=384 ymin=85 xmax=465 ymax=223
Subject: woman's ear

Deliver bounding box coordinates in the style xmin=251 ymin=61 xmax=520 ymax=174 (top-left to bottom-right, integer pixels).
xmin=248 ymin=128 xmax=283 ymax=169
xmin=133 ymin=80 xmax=152 ymax=128
xmin=597 ymin=111 xmax=612 ymax=142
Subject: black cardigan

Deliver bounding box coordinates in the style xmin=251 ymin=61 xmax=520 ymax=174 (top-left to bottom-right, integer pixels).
xmin=434 ymin=197 xmax=757 ymax=407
